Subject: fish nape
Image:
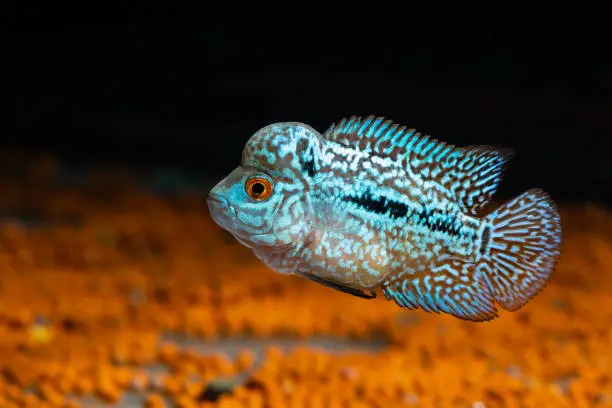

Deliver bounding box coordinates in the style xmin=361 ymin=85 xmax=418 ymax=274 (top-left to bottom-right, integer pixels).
xmin=207 ymin=115 xmax=563 ymax=323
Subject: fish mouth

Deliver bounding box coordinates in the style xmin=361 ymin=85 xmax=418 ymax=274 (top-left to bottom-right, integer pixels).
xmin=206 ymin=193 xmax=236 ymax=229
xmin=206 ymin=193 xmax=230 ymax=210
xmin=206 ymin=193 xmax=275 ymax=238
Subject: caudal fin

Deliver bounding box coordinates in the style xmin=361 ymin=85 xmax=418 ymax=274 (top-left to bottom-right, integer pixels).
xmin=481 ymin=188 xmax=563 ymax=311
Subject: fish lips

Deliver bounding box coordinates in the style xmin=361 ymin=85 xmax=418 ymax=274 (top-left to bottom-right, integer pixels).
xmin=206 ymin=193 xmax=275 ymax=239
xmin=206 ymin=193 xmax=237 ymax=231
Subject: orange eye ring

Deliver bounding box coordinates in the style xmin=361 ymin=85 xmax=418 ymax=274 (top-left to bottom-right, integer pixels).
xmin=245 ymin=177 xmax=273 ymax=201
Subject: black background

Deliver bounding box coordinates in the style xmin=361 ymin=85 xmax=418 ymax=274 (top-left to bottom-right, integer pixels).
xmin=2 ymin=3 xmax=611 ymax=204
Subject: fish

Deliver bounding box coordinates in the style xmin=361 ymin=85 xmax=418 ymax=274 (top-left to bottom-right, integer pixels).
xmin=207 ymin=115 xmax=563 ymax=322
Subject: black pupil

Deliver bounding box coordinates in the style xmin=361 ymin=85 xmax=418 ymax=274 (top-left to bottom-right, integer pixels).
xmin=251 ymin=182 xmax=265 ymax=196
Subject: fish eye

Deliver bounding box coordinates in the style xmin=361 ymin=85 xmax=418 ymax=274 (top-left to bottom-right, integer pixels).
xmin=245 ymin=176 xmax=273 ymax=201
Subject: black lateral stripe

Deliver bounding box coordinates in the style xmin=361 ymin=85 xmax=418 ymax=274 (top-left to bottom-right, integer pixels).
xmin=414 ymin=208 xmax=461 ymax=236
xmin=343 ymin=191 xmax=408 ymax=219
xmin=342 ymin=191 xmax=462 ymax=236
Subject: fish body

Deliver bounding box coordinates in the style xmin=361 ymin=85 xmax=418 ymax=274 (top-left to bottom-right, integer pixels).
xmin=207 ymin=116 xmax=563 ymax=322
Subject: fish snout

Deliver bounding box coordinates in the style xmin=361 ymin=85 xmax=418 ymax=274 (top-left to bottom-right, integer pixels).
xmin=206 ymin=191 xmax=236 ymax=230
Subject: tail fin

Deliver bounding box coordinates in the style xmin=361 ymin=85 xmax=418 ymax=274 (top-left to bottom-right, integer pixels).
xmin=481 ymin=188 xmax=563 ymax=311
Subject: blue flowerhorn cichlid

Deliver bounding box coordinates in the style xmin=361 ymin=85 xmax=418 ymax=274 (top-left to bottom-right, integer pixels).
xmin=207 ymin=116 xmax=563 ymax=322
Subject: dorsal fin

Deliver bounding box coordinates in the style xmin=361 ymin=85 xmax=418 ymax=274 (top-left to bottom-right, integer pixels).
xmin=323 ymin=115 xmax=514 ymax=215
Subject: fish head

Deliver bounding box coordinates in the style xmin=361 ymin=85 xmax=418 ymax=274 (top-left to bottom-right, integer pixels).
xmin=207 ymin=122 xmax=322 ymax=252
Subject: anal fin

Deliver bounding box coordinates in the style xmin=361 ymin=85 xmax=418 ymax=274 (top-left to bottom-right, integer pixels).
xmin=300 ymin=273 xmax=377 ymax=299
xmin=382 ymin=259 xmax=498 ymax=322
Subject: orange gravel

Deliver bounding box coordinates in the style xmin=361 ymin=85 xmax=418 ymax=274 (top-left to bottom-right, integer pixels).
xmin=0 ymin=151 xmax=610 ymax=407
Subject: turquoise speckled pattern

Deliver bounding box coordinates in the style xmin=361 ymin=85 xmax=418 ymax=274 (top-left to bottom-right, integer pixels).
xmin=207 ymin=116 xmax=563 ymax=322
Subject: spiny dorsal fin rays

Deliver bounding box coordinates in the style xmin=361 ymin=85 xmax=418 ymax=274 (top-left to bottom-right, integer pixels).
xmin=324 ymin=116 xmax=417 ymax=155
xmin=323 ymin=115 xmax=514 ymax=216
